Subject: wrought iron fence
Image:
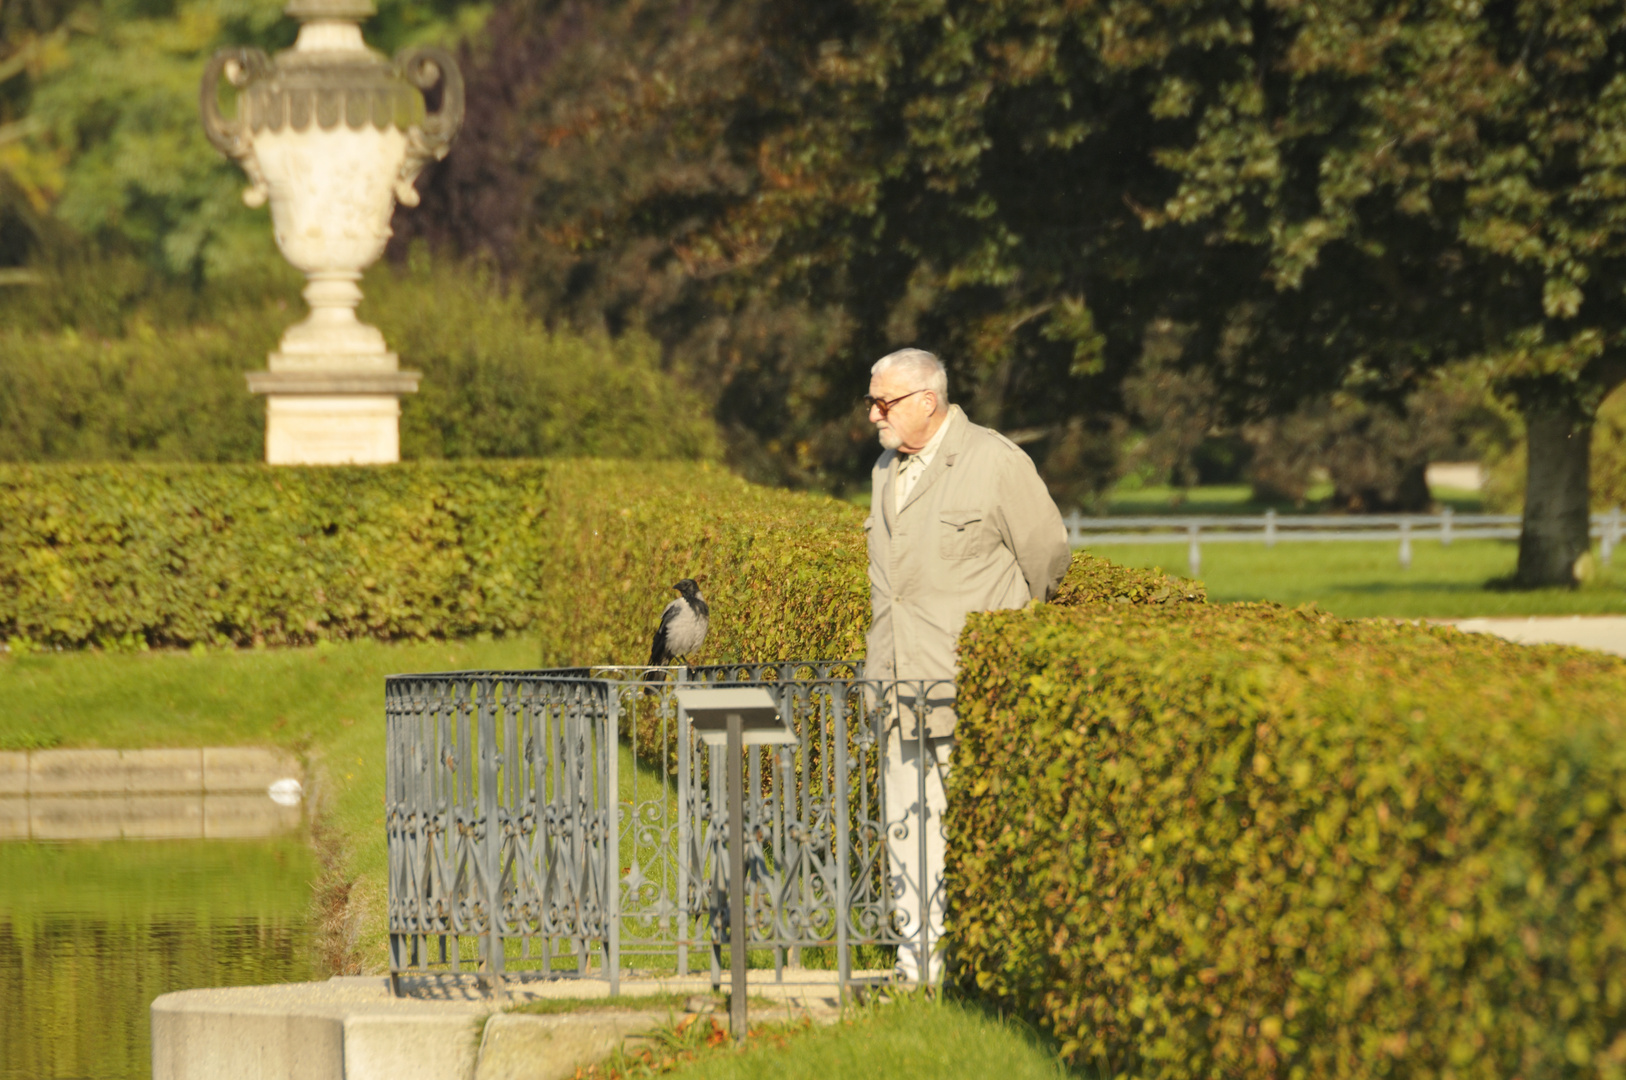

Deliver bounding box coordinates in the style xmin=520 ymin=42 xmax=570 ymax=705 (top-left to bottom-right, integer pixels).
xmin=384 ymin=661 xmax=952 ymax=997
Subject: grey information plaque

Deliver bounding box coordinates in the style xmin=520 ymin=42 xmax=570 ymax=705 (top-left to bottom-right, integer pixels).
xmin=674 ymin=685 xmax=795 ymax=1039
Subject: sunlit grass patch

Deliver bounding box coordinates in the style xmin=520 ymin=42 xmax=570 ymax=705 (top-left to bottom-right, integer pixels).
xmin=1088 ymin=538 xmax=1626 ymax=617
xmin=605 ymin=993 xmax=1089 ymax=1080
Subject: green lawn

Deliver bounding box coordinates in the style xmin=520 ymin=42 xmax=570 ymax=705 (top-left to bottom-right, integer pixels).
xmin=1086 ymin=537 xmax=1626 ymax=617
xmin=658 ymin=995 xmax=1087 ymax=1079
xmin=0 ymin=635 xmax=541 ymax=969
xmin=1089 ymin=482 xmax=1625 ymax=616
xmin=0 ymin=637 xmax=764 ymax=975
xmin=1102 ymin=482 xmax=1486 ymax=516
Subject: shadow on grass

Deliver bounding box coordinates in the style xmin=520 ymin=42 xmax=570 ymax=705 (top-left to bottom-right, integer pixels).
xmin=1309 ymin=580 xmax=1515 ymax=597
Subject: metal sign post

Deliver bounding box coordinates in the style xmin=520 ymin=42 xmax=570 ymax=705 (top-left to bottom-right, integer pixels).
xmin=674 ymin=687 xmax=795 ymax=1041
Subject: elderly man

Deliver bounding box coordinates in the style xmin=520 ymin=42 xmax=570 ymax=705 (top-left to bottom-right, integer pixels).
xmin=864 ymin=347 xmax=1072 ymax=984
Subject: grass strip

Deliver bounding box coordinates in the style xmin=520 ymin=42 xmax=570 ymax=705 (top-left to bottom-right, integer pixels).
xmin=1087 ymin=537 xmax=1626 ymax=616
xmin=506 ymin=992 xmax=779 ymax=1017
xmin=577 ymin=994 xmax=1085 ymax=1079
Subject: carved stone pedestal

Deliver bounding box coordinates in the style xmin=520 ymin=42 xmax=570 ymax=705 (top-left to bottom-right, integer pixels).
xmin=248 ymin=371 xmax=421 ymax=464
xmin=202 ymin=0 xmax=462 ymax=465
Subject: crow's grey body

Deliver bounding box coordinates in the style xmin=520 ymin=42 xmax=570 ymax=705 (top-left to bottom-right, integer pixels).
xmin=648 ymin=578 xmax=709 ymax=668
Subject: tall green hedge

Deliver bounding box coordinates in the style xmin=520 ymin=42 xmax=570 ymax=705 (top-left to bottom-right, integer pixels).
xmin=0 ymin=460 xmax=846 ymax=656
xmin=0 ymin=257 xmax=722 ymax=465
xmin=951 ymin=602 xmax=1626 ymax=1079
xmin=0 ymin=460 xmax=1198 ymax=656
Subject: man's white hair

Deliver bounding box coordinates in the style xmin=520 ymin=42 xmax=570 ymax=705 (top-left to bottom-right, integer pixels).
xmin=871 ymin=348 xmax=949 ymax=408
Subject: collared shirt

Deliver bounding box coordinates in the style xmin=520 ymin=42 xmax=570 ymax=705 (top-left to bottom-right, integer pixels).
xmin=895 ymin=408 xmax=956 ymax=514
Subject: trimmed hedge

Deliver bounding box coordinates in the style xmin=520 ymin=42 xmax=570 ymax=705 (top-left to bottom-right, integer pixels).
xmin=950 ymin=602 xmax=1626 ymax=1079
xmin=1053 ymin=552 xmax=1206 ymax=608
xmin=0 ymin=461 xmax=1199 ymax=655
xmin=0 ymin=461 xmax=857 ymax=657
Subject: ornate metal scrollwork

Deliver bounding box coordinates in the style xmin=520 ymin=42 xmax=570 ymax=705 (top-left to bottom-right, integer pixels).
xmin=386 ymin=664 xmax=949 ymax=997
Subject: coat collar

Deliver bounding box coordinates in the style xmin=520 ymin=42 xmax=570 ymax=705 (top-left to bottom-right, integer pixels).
xmin=881 ymin=453 xmax=899 ymax=531
xmin=899 ymin=405 xmax=968 ymax=515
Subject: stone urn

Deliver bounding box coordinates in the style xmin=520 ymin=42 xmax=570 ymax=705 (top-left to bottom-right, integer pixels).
xmin=200 ymin=0 xmax=463 ymax=464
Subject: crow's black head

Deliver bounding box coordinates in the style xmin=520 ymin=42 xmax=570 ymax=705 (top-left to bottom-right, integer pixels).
xmin=672 ymin=578 xmax=701 ymax=598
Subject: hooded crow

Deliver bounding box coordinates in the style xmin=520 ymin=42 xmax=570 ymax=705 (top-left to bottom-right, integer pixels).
xmin=646 ymin=578 xmax=709 ymax=675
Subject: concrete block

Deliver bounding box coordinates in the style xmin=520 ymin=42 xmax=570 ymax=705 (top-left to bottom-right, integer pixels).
xmin=204 ymin=747 xmax=300 ymax=794
xmin=124 ymin=748 xmax=204 ymax=794
xmin=152 ymin=979 xmax=492 ymax=1080
xmin=123 ymin=795 xmax=204 ymax=840
xmin=204 ymin=793 xmax=302 ymax=839
xmin=151 ymin=973 xmax=847 ymax=1080
xmin=31 ymin=748 xmax=123 ymax=795
xmin=31 ymin=795 xmax=123 ymax=840
xmin=0 ymin=751 xmax=26 ymax=796
xmin=152 ymin=991 xmax=345 ymax=1080
xmin=264 ymin=394 xmax=402 ymax=466
xmin=0 ymin=797 xmax=28 ymax=840
xmin=474 ymin=1012 xmax=670 ymax=1080
xmin=344 ymin=1013 xmax=485 ymax=1080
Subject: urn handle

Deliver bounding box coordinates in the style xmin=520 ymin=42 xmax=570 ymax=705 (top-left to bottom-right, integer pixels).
xmin=200 ymin=47 xmax=273 ymax=207
xmin=392 ymin=46 xmax=465 ymax=207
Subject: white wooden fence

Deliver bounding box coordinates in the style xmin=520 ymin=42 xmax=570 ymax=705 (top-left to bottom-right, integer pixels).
xmin=1065 ymin=508 xmax=1626 ymax=577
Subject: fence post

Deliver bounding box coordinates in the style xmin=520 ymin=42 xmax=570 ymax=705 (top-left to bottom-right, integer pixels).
xmin=1187 ymin=523 xmax=1201 ymax=578
xmin=1605 ymin=507 xmax=1621 ymax=568
xmin=676 ymin=701 xmax=690 ymax=978
xmin=1264 ymin=508 xmax=1277 ymax=549
xmin=605 ymin=688 xmax=621 ymax=997
xmin=832 ymin=688 xmax=851 ymax=1001
xmin=1441 ymin=506 xmax=1453 ymax=547
xmin=1064 ymin=510 xmax=1080 ymax=547
xmin=1399 ymin=519 xmax=1412 ymax=570
xmin=477 ymin=677 xmax=507 ymax=998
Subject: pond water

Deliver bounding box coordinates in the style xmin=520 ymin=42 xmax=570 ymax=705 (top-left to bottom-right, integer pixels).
xmin=0 ymin=838 xmax=317 ymax=1080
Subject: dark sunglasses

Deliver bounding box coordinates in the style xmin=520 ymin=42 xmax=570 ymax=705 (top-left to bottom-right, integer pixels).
xmin=862 ymin=389 xmax=927 ymax=419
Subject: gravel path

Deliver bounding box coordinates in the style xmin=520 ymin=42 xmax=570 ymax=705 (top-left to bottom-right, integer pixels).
xmin=1442 ymin=616 xmax=1626 ymax=659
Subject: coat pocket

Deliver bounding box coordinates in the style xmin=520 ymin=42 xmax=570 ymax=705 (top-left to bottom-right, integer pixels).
xmin=938 ymin=509 xmax=984 ymax=560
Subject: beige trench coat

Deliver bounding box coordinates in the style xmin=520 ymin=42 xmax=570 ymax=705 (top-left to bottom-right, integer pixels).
xmin=865 ymin=406 xmax=1072 ymax=736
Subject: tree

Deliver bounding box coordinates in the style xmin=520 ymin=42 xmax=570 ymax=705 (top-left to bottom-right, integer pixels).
xmin=394 ymin=0 xmax=870 ymax=489
xmin=1136 ymin=0 xmax=1626 ymax=583
xmin=14 ymin=0 xmax=484 ymax=279
xmin=542 ymin=0 xmax=1481 ymax=502
xmin=0 ymin=0 xmax=84 ymax=270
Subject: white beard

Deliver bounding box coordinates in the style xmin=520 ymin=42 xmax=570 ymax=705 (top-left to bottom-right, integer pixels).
xmin=877 ymin=426 xmax=903 ymax=450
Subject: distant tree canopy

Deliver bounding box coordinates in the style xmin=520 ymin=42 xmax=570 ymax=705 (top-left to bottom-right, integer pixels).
xmin=412 ymin=0 xmax=1625 ymax=583
xmin=6 ymin=0 xmax=1626 ymax=585
xmin=0 ymin=253 xmax=722 ymax=463
xmin=0 ymin=0 xmax=484 ymax=277
xmin=1134 ymin=0 xmax=1626 ymax=583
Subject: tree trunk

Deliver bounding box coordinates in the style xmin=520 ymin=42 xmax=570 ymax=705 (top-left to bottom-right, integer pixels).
xmin=1515 ymin=392 xmax=1593 ymax=587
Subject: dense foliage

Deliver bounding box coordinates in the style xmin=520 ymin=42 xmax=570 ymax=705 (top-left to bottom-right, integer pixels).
xmin=0 ymin=0 xmax=485 ymax=277
xmin=951 ymin=602 xmax=1626 ymax=1077
xmin=14 ymin=0 xmax=1626 ymax=568
xmin=432 ymin=0 xmax=1622 ymax=573
xmin=1052 ymin=552 xmax=1205 ymax=608
xmin=1123 ymin=0 xmax=1626 ymax=581
xmin=0 ymin=255 xmax=721 ymax=463
xmin=0 ymin=459 xmax=855 ymax=654
xmin=0 ymin=456 xmax=1202 ymax=654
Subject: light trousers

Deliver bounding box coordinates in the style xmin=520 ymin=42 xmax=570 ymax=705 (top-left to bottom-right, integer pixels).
xmin=883 ymin=731 xmax=952 ymax=983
